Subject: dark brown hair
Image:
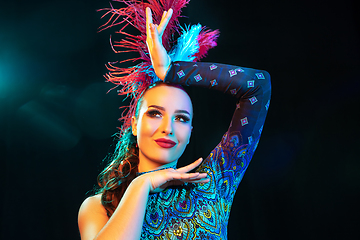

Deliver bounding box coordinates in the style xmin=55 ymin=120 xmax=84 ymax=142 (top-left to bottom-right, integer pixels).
xmin=96 ymin=82 xmax=189 ymax=217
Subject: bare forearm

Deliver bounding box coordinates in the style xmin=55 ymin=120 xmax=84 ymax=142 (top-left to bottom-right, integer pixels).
xmin=79 ymin=162 xmax=208 ymax=240
xmin=95 ymin=177 xmax=150 ymax=240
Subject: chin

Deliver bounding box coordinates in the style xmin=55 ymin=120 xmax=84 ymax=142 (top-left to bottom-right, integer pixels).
xmin=139 ymin=143 xmax=187 ymax=168
xmin=152 ymin=154 xmax=179 ymax=165
xmin=148 ymin=151 xmax=183 ymax=166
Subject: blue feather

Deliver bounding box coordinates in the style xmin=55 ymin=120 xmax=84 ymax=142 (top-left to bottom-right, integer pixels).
xmin=169 ymin=24 xmax=202 ymax=62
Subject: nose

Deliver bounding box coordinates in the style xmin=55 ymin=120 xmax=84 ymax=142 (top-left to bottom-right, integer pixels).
xmin=161 ymin=115 xmax=173 ymax=135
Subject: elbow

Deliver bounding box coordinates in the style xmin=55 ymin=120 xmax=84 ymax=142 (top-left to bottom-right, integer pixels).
xmin=260 ymin=70 xmax=271 ymax=93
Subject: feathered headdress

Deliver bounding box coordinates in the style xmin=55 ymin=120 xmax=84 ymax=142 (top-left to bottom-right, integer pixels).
xmin=99 ymin=0 xmax=219 ymax=136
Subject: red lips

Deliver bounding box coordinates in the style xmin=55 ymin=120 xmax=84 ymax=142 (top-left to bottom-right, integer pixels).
xmin=154 ymin=138 xmax=176 ymax=148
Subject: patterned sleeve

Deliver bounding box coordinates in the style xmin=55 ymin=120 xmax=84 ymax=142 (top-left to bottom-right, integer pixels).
xmin=165 ymin=61 xmax=271 ymax=203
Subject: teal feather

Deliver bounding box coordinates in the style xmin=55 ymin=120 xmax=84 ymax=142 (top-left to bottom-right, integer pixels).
xmin=169 ymin=24 xmax=202 ymax=62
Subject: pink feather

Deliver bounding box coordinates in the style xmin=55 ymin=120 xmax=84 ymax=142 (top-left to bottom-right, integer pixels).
xmin=195 ymin=28 xmax=220 ymax=61
xmin=98 ymin=0 xmax=218 ymax=135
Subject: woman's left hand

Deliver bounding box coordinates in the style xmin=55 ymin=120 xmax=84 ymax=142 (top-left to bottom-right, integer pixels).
xmin=146 ymin=7 xmax=173 ymax=80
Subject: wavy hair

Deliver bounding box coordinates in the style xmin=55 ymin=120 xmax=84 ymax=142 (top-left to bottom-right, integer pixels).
xmin=96 ymin=127 xmax=138 ymax=217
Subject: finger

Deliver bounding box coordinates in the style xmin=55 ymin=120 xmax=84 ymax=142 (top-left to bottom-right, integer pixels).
xmin=160 ymin=10 xmax=167 ymax=22
xmin=157 ymin=8 xmax=173 ymax=36
xmin=169 ymin=175 xmax=209 ymax=184
xmin=188 ymin=178 xmax=210 ymax=184
xmin=146 ymin=7 xmax=153 ymax=25
xmin=184 ymin=172 xmax=207 ymax=179
xmin=158 ymin=10 xmax=167 ymax=31
xmin=149 ymin=23 xmax=161 ymax=46
xmin=190 ymin=172 xmax=208 ymax=179
xmin=184 ymin=172 xmax=202 ymax=179
xmin=158 ymin=8 xmax=172 ymax=34
xmin=146 ymin=7 xmax=153 ymax=37
xmin=177 ymin=158 xmax=203 ymax=173
xmin=179 ymin=173 xmax=208 ymax=183
xmin=171 ymin=177 xmax=209 ymax=185
xmin=177 ymin=158 xmax=203 ymax=174
xmin=180 ymin=175 xmax=210 ymax=183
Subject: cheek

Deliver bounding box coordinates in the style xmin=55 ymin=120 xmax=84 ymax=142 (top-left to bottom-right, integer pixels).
xmin=176 ymin=124 xmax=192 ymax=142
xmin=138 ymin=117 xmax=161 ymax=137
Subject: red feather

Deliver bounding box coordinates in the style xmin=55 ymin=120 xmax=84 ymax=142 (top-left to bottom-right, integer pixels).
xmin=195 ymin=28 xmax=220 ymax=61
xmin=98 ymin=0 xmax=218 ymax=136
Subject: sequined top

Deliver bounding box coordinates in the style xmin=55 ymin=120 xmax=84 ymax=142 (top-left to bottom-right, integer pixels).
xmin=140 ymin=61 xmax=271 ymax=240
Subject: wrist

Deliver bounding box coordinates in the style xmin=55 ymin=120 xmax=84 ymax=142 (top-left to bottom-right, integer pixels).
xmin=163 ymin=55 xmax=171 ymax=80
xmin=153 ymin=55 xmax=171 ymax=81
xmin=131 ymin=175 xmax=152 ymax=192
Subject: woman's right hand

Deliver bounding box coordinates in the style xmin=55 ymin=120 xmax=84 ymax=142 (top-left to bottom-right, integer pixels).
xmin=138 ymin=158 xmax=209 ymax=193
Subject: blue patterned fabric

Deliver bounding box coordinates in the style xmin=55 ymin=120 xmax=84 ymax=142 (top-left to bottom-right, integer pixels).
xmin=140 ymin=61 xmax=271 ymax=239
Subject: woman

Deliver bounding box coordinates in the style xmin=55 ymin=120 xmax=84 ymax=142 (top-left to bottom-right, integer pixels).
xmin=79 ymin=3 xmax=271 ymax=240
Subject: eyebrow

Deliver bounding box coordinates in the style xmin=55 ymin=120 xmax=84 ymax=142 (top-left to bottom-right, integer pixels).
xmin=148 ymin=105 xmax=191 ymax=115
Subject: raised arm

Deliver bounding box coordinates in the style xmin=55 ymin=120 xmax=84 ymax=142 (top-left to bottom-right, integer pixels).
xmin=165 ymin=60 xmax=271 ymax=144
xmin=146 ymin=4 xmax=271 ymax=194
xmin=165 ymin=61 xmax=271 ymax=205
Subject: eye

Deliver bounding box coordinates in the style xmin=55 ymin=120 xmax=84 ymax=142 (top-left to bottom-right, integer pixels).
xmin=146 ymin=109 xmax=162 ymax=118
xmin=175 ymin=114 xmax=190 ymax=123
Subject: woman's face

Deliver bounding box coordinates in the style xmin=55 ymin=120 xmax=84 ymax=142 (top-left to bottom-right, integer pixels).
xmin=131 ymin=85 xmax=193 ymax=171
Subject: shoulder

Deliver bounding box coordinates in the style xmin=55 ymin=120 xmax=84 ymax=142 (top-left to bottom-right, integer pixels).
xmin=78 ymin=194 xmax=109 ymax=239
xmin=79 ymin=194 xmax=103 ymax=211
xmin=79 ymin=194 xmax=107 ymax=217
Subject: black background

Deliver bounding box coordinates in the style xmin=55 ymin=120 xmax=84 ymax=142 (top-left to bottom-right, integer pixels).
xmin=1 ymin=0 xmax=359 ymax=239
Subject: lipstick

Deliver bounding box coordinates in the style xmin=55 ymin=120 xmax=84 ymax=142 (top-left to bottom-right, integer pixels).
xmin=154 ymin=138 xmax=176 ymax=148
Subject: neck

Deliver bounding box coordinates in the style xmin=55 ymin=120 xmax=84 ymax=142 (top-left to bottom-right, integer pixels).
xmin=137 ymin=152 xmax=177 ymax=173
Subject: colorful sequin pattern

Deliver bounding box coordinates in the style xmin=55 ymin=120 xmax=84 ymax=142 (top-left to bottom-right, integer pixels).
xmin=140 ymin=62 xmax=271 ymax=239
